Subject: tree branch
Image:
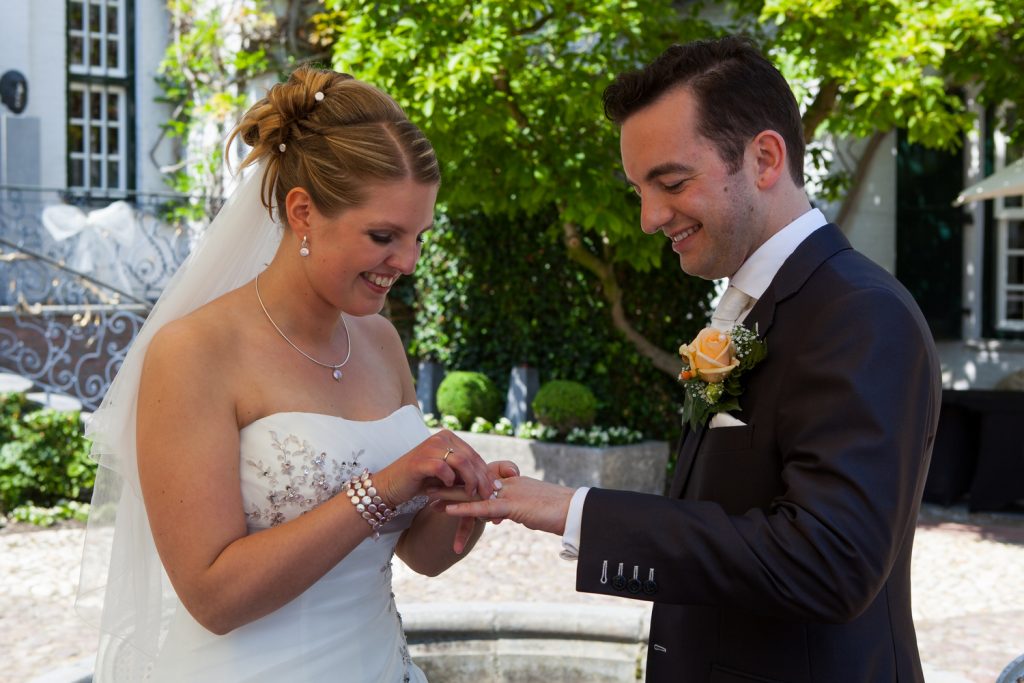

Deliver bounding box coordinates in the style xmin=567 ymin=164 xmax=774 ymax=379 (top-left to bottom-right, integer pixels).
xmin=560 ymin=218 xmax=681 ymax=378
xmin=492 ymin=67 xmax=530 ymax=129
xmin=802 ymin=78 xmax=841 ymax=143
xmin=512 ymin=11 xmax=556 ymax=36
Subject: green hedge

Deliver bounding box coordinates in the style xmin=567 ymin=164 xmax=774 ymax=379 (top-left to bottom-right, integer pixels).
xmin=436 ymin=371 xmax=502 ymax=425
xmin=532 ymin=380 xmax=598 ymax=433
xmin=412 ymin=210 xmax=714 ymax=442
xmin=0 ymin=393 xmax=95 ymax=514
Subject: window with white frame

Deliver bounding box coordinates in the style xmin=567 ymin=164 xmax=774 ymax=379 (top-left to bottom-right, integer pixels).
xmin=1001 ymin=218 xmax=1024 ymax=327
xmin=994 ymin=107 xmax=1024 ymax=331
xmin=68 ymin=84 xmax=127 ymax=190
xmin=67 ymin=0 xmax=131 ymax=194
xmin=68 ymin=0 xmax=127 ymax=76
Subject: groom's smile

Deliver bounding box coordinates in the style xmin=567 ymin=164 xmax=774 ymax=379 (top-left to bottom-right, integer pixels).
xmin=668 ymin=222 xmax=703 ymax=249
xmin=619 ymin=86 xmax=762 ymax=280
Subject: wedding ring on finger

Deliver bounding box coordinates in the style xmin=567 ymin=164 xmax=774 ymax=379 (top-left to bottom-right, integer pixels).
xmin=442 ymin=447 xmax=454 ymax=463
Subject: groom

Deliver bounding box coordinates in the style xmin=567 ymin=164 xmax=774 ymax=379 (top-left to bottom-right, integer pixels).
xmin=446 ymin=35 xmax=940 ymax=682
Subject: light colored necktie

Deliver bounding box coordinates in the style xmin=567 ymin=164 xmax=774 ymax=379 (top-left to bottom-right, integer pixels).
xmin=710 ymin=285 xmax=753 ymax=330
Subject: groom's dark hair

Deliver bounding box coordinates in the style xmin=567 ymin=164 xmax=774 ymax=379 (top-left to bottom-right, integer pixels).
xmin=603 ymin=35 xmax=806 ymax=187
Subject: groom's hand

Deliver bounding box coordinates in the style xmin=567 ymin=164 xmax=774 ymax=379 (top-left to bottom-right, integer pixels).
xmin=437 ymin=475 xmax=574 ymax=536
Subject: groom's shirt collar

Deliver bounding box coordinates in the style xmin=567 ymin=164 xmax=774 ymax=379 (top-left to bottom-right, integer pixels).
xmin=728 ymin=207 xmax=828 ymax=301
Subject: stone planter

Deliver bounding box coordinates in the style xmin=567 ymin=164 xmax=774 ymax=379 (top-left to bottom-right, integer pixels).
xmin=456 ymin=431 xmax=669 ymax=495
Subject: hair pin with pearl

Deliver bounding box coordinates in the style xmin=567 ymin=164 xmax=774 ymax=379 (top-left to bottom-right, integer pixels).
xmin=278 ymin=143 xmax=287 ymax=153
xmin=314 ymin=91 xmax=324 ymax=102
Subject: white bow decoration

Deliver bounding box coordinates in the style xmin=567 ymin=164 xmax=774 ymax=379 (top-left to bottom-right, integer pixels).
xmin=41 ymin=201 xmax=138 ymax=296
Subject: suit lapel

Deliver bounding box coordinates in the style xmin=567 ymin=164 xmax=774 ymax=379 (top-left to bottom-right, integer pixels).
xmin=667 ymin=224 xmax=853 ymax=500
xmin=745 ymin=223 xmax=852 ymax=340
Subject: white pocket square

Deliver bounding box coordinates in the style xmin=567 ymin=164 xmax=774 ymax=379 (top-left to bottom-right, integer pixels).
xmin=709 ymin=412 xmax=746 ymax=429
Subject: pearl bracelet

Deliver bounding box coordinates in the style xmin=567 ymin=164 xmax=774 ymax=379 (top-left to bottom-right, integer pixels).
xmin=343 ymin=469 xmax=398 ymax=540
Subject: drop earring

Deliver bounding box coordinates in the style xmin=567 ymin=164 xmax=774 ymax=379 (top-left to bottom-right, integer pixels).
xmin=299 ymin=235 xmax=310 ymax=257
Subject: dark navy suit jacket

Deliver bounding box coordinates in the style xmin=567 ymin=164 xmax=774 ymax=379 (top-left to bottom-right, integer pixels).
xmin=577 ymin=225 xmax=940 ymax=682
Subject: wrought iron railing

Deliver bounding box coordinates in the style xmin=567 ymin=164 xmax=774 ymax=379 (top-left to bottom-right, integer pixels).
xmin=0 ymin=186 xmax=207 ymax=411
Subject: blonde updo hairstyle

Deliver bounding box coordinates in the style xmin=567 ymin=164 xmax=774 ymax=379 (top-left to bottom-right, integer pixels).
xmin=228 ymin=64 xmax=440 ymax=225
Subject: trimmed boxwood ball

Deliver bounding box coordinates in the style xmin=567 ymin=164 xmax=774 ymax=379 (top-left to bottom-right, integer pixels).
xmin=532 ymin=380 xmax=598 ymax=433
xmin=435 ymin=371 xmax=502 ymax=426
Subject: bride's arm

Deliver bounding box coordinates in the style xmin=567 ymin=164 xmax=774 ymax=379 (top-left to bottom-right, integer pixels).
xmin=396 ymin=456 xmax=519 ymax=576
xmin=137 ymin=321 xmax=373 ymax=634
xmin=137 ymin=319 xmax=492 ymax=635
xmin=396 ymin=501 xmax=488 ymax=576
xmin=375 ymin=321 xmax=487 ymax=575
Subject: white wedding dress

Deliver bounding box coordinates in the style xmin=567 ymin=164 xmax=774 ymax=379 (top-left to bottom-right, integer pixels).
xmin=146 ymin=405 xmax=430 ymax=682
xmin=80 ymin=162 xmax=436 ymax=682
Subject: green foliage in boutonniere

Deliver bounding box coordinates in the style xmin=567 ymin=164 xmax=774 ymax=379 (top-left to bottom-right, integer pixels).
xmin=677 ymin=324 xmax=767 ymax=431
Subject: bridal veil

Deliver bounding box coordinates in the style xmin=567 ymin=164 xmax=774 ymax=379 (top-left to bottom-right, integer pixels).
xmin=76 ymin=162 xmax=282 ymax=680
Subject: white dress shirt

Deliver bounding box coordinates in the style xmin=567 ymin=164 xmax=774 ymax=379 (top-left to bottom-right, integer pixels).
xmin=559 ymin=208 xmax=828 ymax=560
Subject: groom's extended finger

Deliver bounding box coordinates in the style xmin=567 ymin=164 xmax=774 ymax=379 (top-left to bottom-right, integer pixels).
xmin=425 ymin=487 xmax=480 ymax=504
xmin=446 ymin=499 xmax=505 ymax=520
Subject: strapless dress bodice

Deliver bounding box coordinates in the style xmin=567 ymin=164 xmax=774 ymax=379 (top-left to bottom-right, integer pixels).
xmin=238 ymin=406 xmax=430 ymax=531
xmin=149 ymin=405 xmax=430 ymax=683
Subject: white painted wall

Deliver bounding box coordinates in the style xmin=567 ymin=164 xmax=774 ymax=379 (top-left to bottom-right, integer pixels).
xmin=135 ymin=2 xmax=174 ymax=193
xmin=1 ymin=0 xmax=171 ymax=192
xmin=814 ymin=132 xmax=899 ymax=274
xmin=959 ymin=90 xmax=988 ymax=342
xmin=810 ymin=129 xmax=1024 ymax=389
xmin=1 ymin=0 xmax=66 ymax=188
xmin=29 ymin=0 xmax=68 ymax=189
xmin=842 ymin=132 xmax=899 ymax=273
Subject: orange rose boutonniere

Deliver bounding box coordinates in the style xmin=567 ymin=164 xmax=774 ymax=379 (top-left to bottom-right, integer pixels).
xmin=678 ymin=324 xmax=766 ymax=430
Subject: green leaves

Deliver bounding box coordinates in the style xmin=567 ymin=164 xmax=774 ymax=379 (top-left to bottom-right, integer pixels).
xmin=315 ymin=0 xmax=710 ymax=270
xmin=156 ymin=0 xmax=276 ymax=209
xmin=0 ymin=400 xmax=94 ymax=514
xmin=752 ymin=0 xmax=1024 ymax=150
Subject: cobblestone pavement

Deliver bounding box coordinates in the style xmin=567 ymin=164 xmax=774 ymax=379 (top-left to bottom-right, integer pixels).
xmin=2 ymin=503 xmax=1022 ymax=683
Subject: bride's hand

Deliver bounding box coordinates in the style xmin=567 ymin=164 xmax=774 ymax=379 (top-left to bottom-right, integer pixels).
xmin=444 ymin=460 xmax=520 ymax=554
xmin=372 ymin=430 xmax=495 ymax=509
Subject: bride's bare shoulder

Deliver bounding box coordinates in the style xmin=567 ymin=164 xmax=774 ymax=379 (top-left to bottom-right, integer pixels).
xmin=143 ymin=286 xmax=252 ymax=378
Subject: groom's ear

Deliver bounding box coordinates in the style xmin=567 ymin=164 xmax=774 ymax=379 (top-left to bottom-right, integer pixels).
xmin=749 ymin=130 xmax=787 ymax=191
xmin=284 ymin=187 xmax=313 ymax=230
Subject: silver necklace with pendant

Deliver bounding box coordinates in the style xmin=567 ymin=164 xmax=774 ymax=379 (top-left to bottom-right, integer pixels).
xmin=255 ymin=273 xmax=351 ymax=381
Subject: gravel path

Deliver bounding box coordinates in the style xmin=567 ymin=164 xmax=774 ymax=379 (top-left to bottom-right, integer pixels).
xmin=3 ymin=503 xmax=1022 ymax=683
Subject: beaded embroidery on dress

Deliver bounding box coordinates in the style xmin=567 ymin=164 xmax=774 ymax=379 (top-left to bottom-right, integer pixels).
xmin=147 ymin=406 xmax=430 ymax=682
xmin=242 ymin=434 xmax=366 ymax=526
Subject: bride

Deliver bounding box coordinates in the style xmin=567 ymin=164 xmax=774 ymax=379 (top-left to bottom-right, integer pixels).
xmin=77 ymin=65 xmax=510 ymax=682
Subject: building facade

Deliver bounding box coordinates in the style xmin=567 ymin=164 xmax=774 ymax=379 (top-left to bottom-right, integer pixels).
xmin=831 ymin=103 xmax=1024 ymax=389
xmin=0 ymin=2 xmax=1021 ymax=407
xmin=0 ymin=0 xmax=185 ymax=409
xmin=2 ymin=0 xmax=173 ymax=195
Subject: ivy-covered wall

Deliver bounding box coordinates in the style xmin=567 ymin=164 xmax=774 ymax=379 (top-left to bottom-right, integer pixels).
xmin=411 ymin=210 xmax=715 ymax=442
